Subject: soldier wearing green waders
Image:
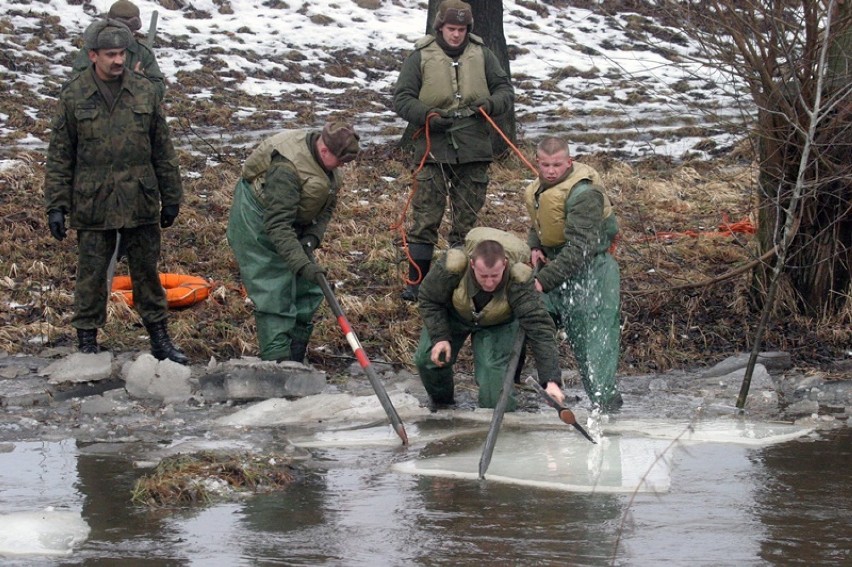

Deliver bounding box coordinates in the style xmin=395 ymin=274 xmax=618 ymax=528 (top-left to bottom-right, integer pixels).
xmin=227 ymin=122 xmax=360 ymax=362
xmin=415 ymin=227 xmax=565 ymax=411
xmin=525 ymin=137 xmax=623 ymax=412
xmin=44 ymin=19 xmax=187 ymax=363
xmin=393 ymin=0 xmax=514 ymax=302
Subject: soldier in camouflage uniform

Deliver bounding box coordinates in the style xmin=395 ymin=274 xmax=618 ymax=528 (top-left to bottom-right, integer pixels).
xmin=525 ymin=137 xmax=623 ymax=412
xmin=71 ymin=0 xmax=165 ymax=99
xmin=415 ymin=228 xmax=564 ymax=411
xmin=45 ymin=19 xmax=187 ymax=364
xmin=393 ymin=0 xmax=514 ymax=301
xmin=226 ymin=122 xmax=360 ymax=362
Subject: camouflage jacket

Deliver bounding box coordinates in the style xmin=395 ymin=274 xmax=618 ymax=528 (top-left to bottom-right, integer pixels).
xmin=418 ymin=254 xmax=561 ymax=385
xmin=71 ymin=37 xmax=165 ymax=99
xmin=44 ymin=67 xmax=182 ymax=230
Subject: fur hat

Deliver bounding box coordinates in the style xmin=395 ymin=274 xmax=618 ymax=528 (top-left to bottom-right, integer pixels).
xmin=433 ymin=0 xmax=474 ymax=32
xmin=108 ymin=0 xmax=142 ymax=32
xmin=84 ymin=18 xmax=132 ymax=51
xmin=321 ymin=122 xmax=360 ymax=163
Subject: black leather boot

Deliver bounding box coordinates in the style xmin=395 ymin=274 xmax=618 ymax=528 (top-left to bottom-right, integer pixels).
xmin=145 ymin=320 xmax=189 ymax=365
xmin=77 ymin=328 xmax=99 ymax=354
xmin=401 ymin=243 xmax=433 ymax=302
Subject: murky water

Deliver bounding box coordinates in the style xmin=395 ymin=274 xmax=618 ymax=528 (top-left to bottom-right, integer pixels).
xmin=0 ymin=424 xmax=848 ymax=566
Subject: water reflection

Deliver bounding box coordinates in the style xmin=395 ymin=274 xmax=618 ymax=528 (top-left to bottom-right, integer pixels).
xmin=0 ymin=428 xmax=847 ymax=565
xmin=753 ymin=428 xmax=851 ymax=565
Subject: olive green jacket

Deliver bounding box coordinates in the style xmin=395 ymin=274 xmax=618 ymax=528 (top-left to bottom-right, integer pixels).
xmin=227 ymin=131 xmax=340 ymax=278
xmin=44 ymin=67 xmax=182 ymax=230
xmin=528 ymin=177 xmax=619 ymax=292
xmin=72 ymin=37 xmax=165 ymax=99
xmin=418 ymin=253 xmax=561 ymax=385
xmin=393 ymin=34 xmax=514 ymax=164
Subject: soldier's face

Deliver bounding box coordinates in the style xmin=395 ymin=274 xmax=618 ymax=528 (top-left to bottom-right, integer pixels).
xmin=441 ymin=23 xmax=468 ymax=47
xmin=537 ymin=150 xmax=573 ymax=183
xmin=88 ymin=48 xmax=126 ymax=81
xmin=471 ymin=257 xmax=507 ymax=292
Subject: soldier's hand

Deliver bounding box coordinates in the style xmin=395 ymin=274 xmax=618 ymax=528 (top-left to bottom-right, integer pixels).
xmin=427 ymin=108 xmax=453 ymax=132
xmin=300 ymin=235 xmax=320 ymax=255
xmin=134 ymin=61 xmax=144 ymax=75
xmin=431 ymin=341 xmax=452 ymax=367
xmin=471 ymin=97 xmax=493 ymax=114
xmin=545 ymin=381 xmax=565 ymax=405
xmin=48 ymin=209 xmax=66 ymax=241
xmin=160 ymin=204 xmax=179 ymax=228
xmin=299 ymin=263 xmax=327 ymax=284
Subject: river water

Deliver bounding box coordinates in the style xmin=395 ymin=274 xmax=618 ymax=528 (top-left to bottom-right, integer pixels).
xmin=0 ymin=421 xmax=848 ymax=566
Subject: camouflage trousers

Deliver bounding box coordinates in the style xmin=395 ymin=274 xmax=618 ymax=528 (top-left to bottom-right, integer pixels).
xmin=73 ymin=224 xmax=167 ymax=330
xmin=409 ymin=161 xmax=489 ymax=248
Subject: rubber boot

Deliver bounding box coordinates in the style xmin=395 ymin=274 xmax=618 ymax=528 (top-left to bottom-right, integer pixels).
xmin=146 ymin=320 xmax=189 ymax=365
xmin=77 ymin=328 xmax=99 ymax=354
xmin=289 ymin=337 xmax=309 ymax=363
xmin=401 ymin=243 xmax=433 ymax=302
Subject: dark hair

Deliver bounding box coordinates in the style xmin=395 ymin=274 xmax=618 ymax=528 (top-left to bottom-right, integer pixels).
xmin=470 ymin=240 xmax=506 ymax=267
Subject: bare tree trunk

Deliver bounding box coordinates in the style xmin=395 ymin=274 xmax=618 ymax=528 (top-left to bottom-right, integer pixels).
xmin=754 ymin=1 xmax=852 ymax=317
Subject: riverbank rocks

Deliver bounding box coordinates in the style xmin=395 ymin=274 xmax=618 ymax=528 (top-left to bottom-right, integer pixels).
xmin=198 ymin=358 xmax=327 ymax=403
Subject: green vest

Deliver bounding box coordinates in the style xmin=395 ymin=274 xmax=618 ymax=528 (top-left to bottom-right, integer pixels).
xmin=241 ymin=130 xmax=341 ymax=225
xmin=525 ymin=163 xmax=614 ymax=248
xmin=445 ymin=228 xmax=533 ymax=326
xmin=415 ymin=34 xmax=490 ymax=112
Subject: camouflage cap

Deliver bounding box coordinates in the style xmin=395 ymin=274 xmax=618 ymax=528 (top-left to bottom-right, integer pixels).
xmin=108 ymin=0 xmax=142 ymax=32
xmin=433 ymin=0 xmax=474 ymax=31
xmin=84 ymin=18 xmax=132 ymax=51
xmin=321 ymin=121 xmax=360 ymax=164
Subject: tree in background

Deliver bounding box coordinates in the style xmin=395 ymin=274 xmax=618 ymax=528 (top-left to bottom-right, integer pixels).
xmin=672 ymin=0 xmax=851 ymax=320
xmin=658 ymin=0 xmax=850 ymax=404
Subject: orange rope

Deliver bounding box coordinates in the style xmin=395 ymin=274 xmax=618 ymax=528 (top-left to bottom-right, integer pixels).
xmin=636 ymin=214 xmax=756 ymax=243
xmin=478 ymin=107 xmax=538 ymax=176
xmin=389 ymin=112 xmax=441 ymax=285
xmin=391 ymin=108 xmax=541 ymax=285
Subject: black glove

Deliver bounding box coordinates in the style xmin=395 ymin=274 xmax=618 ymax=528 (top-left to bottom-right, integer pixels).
xmin=160 ymin=204 xmax=179 ymax=228
xmin=471 ymin=97 xmax=493 ymax=115
xmin=300 ymin=235 xmax=320 ymax=254
xmin=299 ymin=263 xmax=327 ymax=284
xmin=48 ymin=209 xmax=66 ymax=241
xmin=427 ymin=109 xmax=454 ymax=132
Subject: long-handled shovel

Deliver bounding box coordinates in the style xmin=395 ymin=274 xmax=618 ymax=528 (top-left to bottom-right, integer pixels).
xmin=478 ymin=326 xmax=527 ymax=479
xmin=524 ymin=376 xmax=597 ymax=444
xmin=312 ymin=267 xmax=409 ymax=446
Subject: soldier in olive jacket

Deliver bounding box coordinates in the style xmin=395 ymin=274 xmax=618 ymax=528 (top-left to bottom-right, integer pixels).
xmin=415 ymin=228 xmax=564 ymax=411
xmin=526 ymin=136 xmax=622 ymax=412
xmin=71 ymin=1 xmax=165 ymax=99
xmin=227 ymin=122 xmax=360 ymax=362
xmin=44 ymin=20 xmax=186 ymax=363
xmin=393 ymin=0 xmax=514 ymax=302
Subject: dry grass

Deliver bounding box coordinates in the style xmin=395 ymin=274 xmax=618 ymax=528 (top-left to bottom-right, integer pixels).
xmin=131 ymin=451 xmax=298 ymax=507
xmin=1 ymin=4 xmax=848 ymax=378
xmin=3 ymin=139 xmax=849 ymax=379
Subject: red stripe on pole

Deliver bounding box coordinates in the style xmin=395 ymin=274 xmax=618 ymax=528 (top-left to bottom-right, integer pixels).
xmin=337 ymin=315 xmax=351 ymax=334
xmin=355 ymin=349 xmax=370 ymax=368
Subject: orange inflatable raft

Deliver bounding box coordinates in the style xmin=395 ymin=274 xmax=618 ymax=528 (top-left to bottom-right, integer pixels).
xmin=111 ymin=274 xmax=211 ymax=309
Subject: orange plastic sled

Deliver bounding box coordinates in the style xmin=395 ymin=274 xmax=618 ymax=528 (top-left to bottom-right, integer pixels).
xmin=111 ymin=273 xmax=211 ymax=309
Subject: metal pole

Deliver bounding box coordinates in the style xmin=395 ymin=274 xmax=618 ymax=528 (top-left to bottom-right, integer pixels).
xmin=478 ymin=326 xmax=526 ymax=479
xmin=315 ymin=273 xmax=409 ymax=445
